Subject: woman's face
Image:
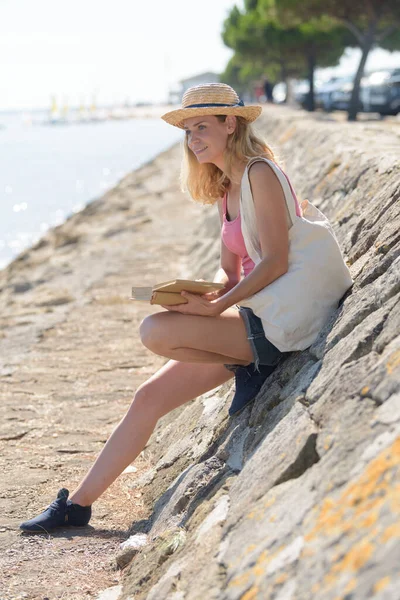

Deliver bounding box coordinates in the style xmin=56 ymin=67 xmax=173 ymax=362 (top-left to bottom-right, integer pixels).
xmin=182 ymin=115 xmax=235 ymax=165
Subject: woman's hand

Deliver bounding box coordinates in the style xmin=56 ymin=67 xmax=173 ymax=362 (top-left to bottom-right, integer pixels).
xmin=202 ymin=279 xmax=238 ymax=301
xmin=191 ymin=278 xmax=221 ymax=301
xmin=161 ymin=291 xmax=222 ymax=317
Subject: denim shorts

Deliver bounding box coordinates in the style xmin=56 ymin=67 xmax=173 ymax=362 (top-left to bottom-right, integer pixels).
xmin=238 ymin=306 xmax=283 ymax=370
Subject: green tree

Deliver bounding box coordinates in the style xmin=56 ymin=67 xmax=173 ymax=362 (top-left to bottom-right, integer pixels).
xmin=278 ymin=0 xmax=400 ymax=120
xmin=222 ymin=8 xmax=304 ymax=100
xmin=222 ymin=1 xmax=347 ymax=110
xmin=221 ymin=54 xmax=266 ymax=99
xmin=271 ymin=16 xmax=348 ymax=110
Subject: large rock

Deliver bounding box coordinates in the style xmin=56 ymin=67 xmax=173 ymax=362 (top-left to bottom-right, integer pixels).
xmin=117 ymin=109 xmax=400 ymax=600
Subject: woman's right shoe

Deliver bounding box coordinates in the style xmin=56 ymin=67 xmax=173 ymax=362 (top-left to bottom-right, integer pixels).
xmin=228 ymin=363 xmax=277 ymax=416
xmin=19 ymin=488 xmax=92 ymax=533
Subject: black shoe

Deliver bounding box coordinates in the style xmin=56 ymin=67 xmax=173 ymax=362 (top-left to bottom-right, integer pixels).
xmin=228 ymin=363 xmax=277 ymax=416
xmin=19 ymin=488 xmax=92 ymax=533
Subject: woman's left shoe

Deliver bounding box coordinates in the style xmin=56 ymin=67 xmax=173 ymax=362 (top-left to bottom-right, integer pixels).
xmin=228 ymin=363 xmax=277 ymax=416
xmin=19 ymin=488 xmax=92 ymax=533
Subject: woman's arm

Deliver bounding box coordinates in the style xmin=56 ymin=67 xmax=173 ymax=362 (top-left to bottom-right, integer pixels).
xmin=162 ymin=167 xmax=289 ymax=316
xmin=213 ymin=161 xmax=289 ymax=312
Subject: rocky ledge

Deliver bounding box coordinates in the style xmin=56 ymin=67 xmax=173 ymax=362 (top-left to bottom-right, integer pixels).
xmin=115 ymin=110 xmax=400 ymax=600
xmin=1 ymin=107 xmax=399 ymax=600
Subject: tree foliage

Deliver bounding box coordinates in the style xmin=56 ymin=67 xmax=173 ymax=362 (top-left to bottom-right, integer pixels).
xmin=221 ymin=55 xmax=267 ymax=97
xmin=222 ymin=0 xmax=348 ymax=110
xmin=276 ymin=0 xmax=400 ymax=119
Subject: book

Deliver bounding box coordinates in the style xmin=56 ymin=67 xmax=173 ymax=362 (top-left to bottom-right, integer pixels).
xmin=130 ymin=279 xmax=225 ymax=306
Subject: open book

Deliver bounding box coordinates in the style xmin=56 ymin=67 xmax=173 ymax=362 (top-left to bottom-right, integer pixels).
xmin=130 ymin=279 xmax=225 ymax=306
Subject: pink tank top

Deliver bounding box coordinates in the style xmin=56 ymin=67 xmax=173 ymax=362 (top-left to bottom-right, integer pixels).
xmin=221 ymin=193 xmax=255 ymax=277
xmin=221 ymin=164 xmax=301 ymax=278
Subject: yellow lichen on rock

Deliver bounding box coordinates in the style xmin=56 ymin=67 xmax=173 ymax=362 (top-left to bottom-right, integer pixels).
xmin=307 ymin=437 xmax=400 ymax=543
xmin=241 ymin=586 xmax=260 ymax=600
xmin=379 ymin=522 xmax=400 ymax=543
xmin=373 ymin=576 xmax=391 ymax=593
xmin=229 ymin=571 xmax=251 ymax=588
xmin=333 ymin=538 xmax=374 ymax=571
xmin=300 ymin=437 xmax=400 ymax=595
xmin=386 ymin=350 xmax=400 ymax=375
xmin=274 ymin=573 xmax=289 ymax=585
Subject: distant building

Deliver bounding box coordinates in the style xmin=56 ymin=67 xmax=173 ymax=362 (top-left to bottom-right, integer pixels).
xmin=168 ymin=71 xmax=220 ymax=104
xmin=167 ymin=85 xmax=182 ymax=105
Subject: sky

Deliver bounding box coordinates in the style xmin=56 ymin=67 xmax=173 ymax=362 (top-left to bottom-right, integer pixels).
xmin=0 ymin=0 xmax=241 ymax=110
xmin=1 ymin=0 xmax=400 ymax=111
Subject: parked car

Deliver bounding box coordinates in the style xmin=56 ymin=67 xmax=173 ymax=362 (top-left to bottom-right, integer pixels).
xmin=298 ymin=75 xmax=359 ymax=112
xmin=331 ymin=76 xmax=357 ymax=110
xmin=316 ymin=75 xmax=369 ymax=112
xmin=293 ymin=80 xmax=309 ymax=107
xmin=361 ymin=68 xmax=400 ymax=116
xmin=315 ymin=76 xmax=353 ymax=111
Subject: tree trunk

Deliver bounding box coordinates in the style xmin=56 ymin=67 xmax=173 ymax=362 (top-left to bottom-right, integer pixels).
xmin=347 ymin=44 xmax=371 ymax=121
xmin=306 ymin=52 xmax=316 ymax=112
xmin=347 ymin=22 xmax=376 ymax=121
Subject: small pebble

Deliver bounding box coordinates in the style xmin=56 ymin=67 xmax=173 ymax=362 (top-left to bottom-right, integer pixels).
xmin=122 ymin=465 xmax=137 ymax=474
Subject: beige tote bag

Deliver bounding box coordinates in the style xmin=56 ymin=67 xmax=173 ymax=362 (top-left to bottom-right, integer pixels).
xmin=238 ymin=157 xmax=354 ymax=352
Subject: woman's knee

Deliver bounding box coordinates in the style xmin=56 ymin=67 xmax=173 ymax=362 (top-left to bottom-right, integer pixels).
xmin=139 ymin=314 xmax=159 ymax=352
xmin=129 ymin=381 xmax=162 ymax=420
xmin=139 ymin=313 xmax=175 ymax=354
xmin=131 ymin=383 xmax=149 ymax=410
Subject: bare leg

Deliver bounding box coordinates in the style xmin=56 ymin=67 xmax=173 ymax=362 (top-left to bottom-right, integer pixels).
xmin=69 ymin=359 xmax=233 ymax=507
xmin=140 ymin=308 xmax=254 ymax=365
xmin=69 ymin=309 xmax=253 ymax=506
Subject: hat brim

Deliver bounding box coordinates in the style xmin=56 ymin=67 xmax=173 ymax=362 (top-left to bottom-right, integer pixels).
xmin=161 ymin=105 xmax=262 ymax=129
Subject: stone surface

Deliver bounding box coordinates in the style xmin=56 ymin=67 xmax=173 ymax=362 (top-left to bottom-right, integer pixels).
xmin=116 ymin=533 xmax=149 ymax=569
xmin=96 ymin=585 xmax=123 ymax=600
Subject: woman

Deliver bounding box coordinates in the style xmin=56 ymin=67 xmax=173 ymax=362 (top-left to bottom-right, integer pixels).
xmin=20 ymin=83 xmax=352 ymax=533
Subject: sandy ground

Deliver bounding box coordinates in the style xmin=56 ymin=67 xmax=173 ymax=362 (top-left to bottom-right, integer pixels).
xmin=0 ymin=143 xmax=210 ymax=600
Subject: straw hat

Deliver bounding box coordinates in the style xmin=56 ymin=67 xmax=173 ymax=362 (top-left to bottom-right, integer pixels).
xmin=161 ymin=83 xmax=262 ymax=129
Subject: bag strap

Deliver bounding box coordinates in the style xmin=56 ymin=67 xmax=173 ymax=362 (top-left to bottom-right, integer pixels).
xmin=245 ymin=157 xmax=297 ymax=228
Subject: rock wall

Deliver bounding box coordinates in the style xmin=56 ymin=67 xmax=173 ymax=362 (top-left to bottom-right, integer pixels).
xmin=117 ymin=111 xmax=400 ymax=600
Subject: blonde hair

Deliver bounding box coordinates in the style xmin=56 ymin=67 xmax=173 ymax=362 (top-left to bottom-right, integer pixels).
xmin=180 ymin=115 xmax=277 ymax=204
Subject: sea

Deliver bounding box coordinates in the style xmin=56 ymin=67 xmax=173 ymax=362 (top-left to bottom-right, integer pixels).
xmin=0 ymin=109 xmax=182 ymax=270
